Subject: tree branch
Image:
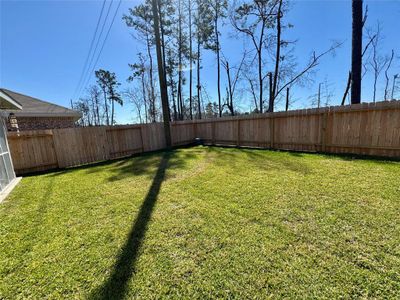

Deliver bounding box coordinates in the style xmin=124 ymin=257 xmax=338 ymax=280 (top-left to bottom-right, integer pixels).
xmin=275 ymin=42 xmax=343 ymax=97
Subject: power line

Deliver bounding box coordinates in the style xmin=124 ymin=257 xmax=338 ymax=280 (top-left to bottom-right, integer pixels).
xmin=73 ymin=0 xmax=106 ymax=100
xmin=77 ymin=0 xmax=115 ymax=99
xmin=79 ymin=0 xmax=122 ymax=98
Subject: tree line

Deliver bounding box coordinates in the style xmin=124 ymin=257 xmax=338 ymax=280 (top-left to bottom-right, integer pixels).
xmin=73 ymin=0 xmax=399 ymax=127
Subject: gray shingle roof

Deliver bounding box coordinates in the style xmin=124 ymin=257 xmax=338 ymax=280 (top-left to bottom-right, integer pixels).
xmin=0 ymin=88 xmax=81 ymax=119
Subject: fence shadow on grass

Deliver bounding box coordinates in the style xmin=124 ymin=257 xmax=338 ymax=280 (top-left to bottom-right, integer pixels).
xmin=89 ymin=151 xmax=171 ymax=300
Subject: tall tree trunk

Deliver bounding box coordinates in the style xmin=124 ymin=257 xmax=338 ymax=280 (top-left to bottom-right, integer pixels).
xmin=351 ymin=0 xmax=363 ymax=104
xmin=111 ymin=98 xmax=114 ymax=125
xmin=189 ymin=2 xmax=193 ymax=120
xmin=373 ymin=70 xmax=377 ymax=102
xmin=94 ymin=95 xmax=100 ymax=125
xmin=384 ymin=50 xmax=394 ymax=100
xmin=169 ymin=69 xmax=178 ymax=120
xmin=177 ymin=0 xmax=183 ymax=120
xmin=391 ymin=75 xmax=398 ymax=100
xmin=258 ymin=49 xmax=263 ymax=113
xmin=268 ymin=72 xmax=273 ymax=112
xmin=317 ymin=83 xmax=321 ymax=108
xmin=90 ymin=98 xmax=95 ymax=125
xmin=226 ymin=61 xmax=234 ymax=116
xmin=215 ymin=14 xmax=222 ymax=117
xmin=285 ymin=88 xmax=289 ymax=111
xmin=103 ymin=88 xmax=109 ymax=126
xmin=197 ymin=38 xmax=202 ymax=119
xmin=96 ymin=99 xmax=100 ymax=125
xmin=146 ymin=34 xmax=156 ymax=122
xmin=342 ymin=71 xmax=352 ymax=105
xmin=158 ymin=0 xmax=169 ymax=109
xmin=141 ymin=72 xmax=148 ymax=123
xmin=269 ymin=0 xmax=283 ymax=113
xmin=258 ymin=21 xmax=266 ymax=114
xmin=151 ymin=0 xmax=171 ymax=148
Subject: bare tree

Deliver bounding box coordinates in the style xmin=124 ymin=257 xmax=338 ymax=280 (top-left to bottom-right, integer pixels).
xmin=128 ymin=52 xmax=149 ymax=123
xmin=285 ymin=88 xmax=289 ymax=111
xmin=124 ymin=3 xmax=157 ymax=122
xmin=95 ymin=69 xmax=110 ymax=125
xmin=384 ymin=50 xmax=395 ymax=100
xmin=366 ymin=24 xmax=390 ymax=102
xmin=73 ymin=97 xmax=92 ymax=127
xmin=124 ymin=88 xmax=145 ymax=124
xmin=209 ymin=0 xmax=228 ymax=117
xmin=269 ymin=0 xmax=283 ymax=112
xmin=273 ymin=42 xmax=343 ymax=106
xmin=221 ymin=51 xmax=246 ymax=116
xmin=392 ymin=74 xmax=399 ymax=100
xmin=342 ymin=28 xmax=375 ymax=105
xmin=342 ymin=72 xmax=352 ymax=105
xmin=244 ymin=72 xmax=260 ymax=112
xmin=194 ymin=0 xmax=214 ymax=119
xmin=231 ymin=0 xmax=280 ymax=113
xmin=88 ymin=85 xmax=101 ymax=125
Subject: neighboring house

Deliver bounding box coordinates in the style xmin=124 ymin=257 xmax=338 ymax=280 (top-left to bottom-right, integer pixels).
xmin=0 ymin=88 xmax=81 ymax=131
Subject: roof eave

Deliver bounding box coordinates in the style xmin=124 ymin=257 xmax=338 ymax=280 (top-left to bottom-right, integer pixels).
xmin=5 ymin=111 xmax=82 ymax=120
xmin=0 ymin=90 xmax=22 ymax=110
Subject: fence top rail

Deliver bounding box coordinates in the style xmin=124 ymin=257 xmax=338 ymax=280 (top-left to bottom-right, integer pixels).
xmin=170 ymin=99 xmax=400 ymax=125
xmin=105 ymin=125 xmax=142 ymax=131
xmin=7 ymin=129 xmax=54 ymax=138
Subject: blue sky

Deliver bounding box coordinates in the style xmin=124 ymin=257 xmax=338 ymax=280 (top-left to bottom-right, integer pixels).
xmin=1 ymin=0 xmax=399 ymax=124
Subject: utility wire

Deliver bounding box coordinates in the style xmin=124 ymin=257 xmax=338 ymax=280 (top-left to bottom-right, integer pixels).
xmin=77 ymin=0 xmax=114 ymax=99
xmin=79 ymin=0 xmax=122 ymax=97
xmin=73 ymin=0 xmax=106 ymax=100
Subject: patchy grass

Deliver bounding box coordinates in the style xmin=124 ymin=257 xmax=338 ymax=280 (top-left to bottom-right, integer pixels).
xmin=1 ymin=146 xmax=400 ymax=299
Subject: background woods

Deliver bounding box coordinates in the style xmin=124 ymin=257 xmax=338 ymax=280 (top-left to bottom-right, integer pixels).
xmin=71 ymin=0 xmax=399 ymax=126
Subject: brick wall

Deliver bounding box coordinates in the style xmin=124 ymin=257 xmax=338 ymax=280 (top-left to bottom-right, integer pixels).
xmin=7 ymin=117 xmax=76 ymax=131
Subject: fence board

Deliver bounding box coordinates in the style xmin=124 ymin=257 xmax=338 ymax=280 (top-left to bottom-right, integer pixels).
xmin=7 ymin=130 xmax=58 ymax=174
xmin=8 ymin=100 xmax=400 ymax=175
xmin=171 ymin=123 xmax=196 ymax=146
xmin=106 ymin=126 xmax=143 ymax=159
xmin=141 ymin=123 xmax=166 ymax=152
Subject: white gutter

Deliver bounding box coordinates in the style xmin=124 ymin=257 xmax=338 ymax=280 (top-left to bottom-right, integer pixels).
xmin=6 ymin=111 xmax=82 ymax=119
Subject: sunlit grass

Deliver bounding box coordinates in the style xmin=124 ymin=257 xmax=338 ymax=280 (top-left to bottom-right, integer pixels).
xmin=1 ymin=146 xmax=399 ymax=298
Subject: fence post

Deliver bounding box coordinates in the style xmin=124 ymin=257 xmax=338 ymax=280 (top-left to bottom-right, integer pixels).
xmin=139 ymin=125 xmax=145 ymax=153
xmin=320 ymin=110 xmax=328 ymax=153
xmin=212 ymin=121 xmax=216 ymax=145
xmin=237 ymin=119 xmax=241 ymax=147
xmin=193 ymin=121 xmax=197 ymax=140
xmin=51 ymin=129 xmax=60 ymax=169
xmin=270 ymin=115 xmax=275 ymax=149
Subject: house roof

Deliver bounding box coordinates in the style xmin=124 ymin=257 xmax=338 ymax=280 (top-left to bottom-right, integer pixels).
xmin=0 ymin=89 xmax=22 ymax=110
xmin=0 ymin=88 xmax=81 ymax=119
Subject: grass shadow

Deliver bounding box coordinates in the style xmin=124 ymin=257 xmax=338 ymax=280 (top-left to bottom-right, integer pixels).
xmin=105 ymin=149 xmax=198 ymax=182
xmin=19 ymin=177 xmax=55 ymax=255
xmin=204 ymin=146 xmax=311 ymax=175
xmin=89 ymin=151 xmax=171 ymax=300
xmin=243 ymin=149 xmax=311 ymax=174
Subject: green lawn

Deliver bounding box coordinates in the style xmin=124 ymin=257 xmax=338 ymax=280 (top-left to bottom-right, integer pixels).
xmin=1 ymin=146 xmax=400 ymax=299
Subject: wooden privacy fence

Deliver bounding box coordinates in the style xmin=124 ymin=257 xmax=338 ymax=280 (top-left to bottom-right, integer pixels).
xmin=8 ymin=100 xmax=400 ymax=175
